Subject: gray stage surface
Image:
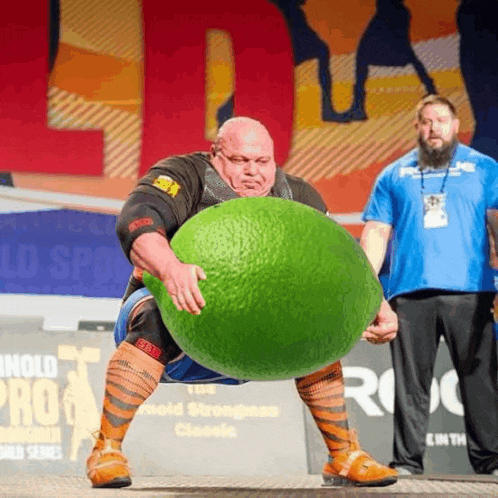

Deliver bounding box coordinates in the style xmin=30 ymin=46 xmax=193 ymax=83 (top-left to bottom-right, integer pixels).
xmin=1 ymin=474 xmax=497 ymax=498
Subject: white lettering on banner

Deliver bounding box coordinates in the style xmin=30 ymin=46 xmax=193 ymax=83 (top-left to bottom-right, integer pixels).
xmin=343 ymin=367 xmax=463 ymax=417
xmin=0 ymin=375 xmax=62 ymax=450
xmin=376 ymin=368 xmax=394 ymax=414
xmin=26 ymin=444 xmax=62 ymax=460
xmin=0 ymin=346 xmax=101 ymax=462
xmin=435 ymin=433 xmax=450 ymax=446
xmin=426 ymin=433 xmax=434 ymax=446
xmin=135 ymin=387 xmax=281 ymax=440
xmin=0 ymin=378 xmax=60 ymax=427
xmin=0 ymin=426 xmax=61 ymax=443
xmin=440 ymin=370 xmax=464 ymax=416
xmin=399 ymin=162 xmax=475 ymax=178
xmin=137 ymin=402 xmax=184 ymax=416
xmin=9 ymin=379 xmax=34 ymax=425
xmin=426 ymin=432 xmax=466 ymax=447
xmin=343 ymin=367 xmax=384 ymax=416
xmin=0 ymin=243 xmax=38 ymax=279
xmin=0 ymin=242 xmax=123 ymax=285
xmin=32 ymin=379 xmax=59 ymax=426
xmin=187 ymin=385 xmax=216 ymax=395
xmin=449 ymin=433 xmax=467 ymax=446
xmin=0 ymin=355 xmax=58 ymax=378
xmin=49 ymin=245 xmax=123 ymax=284
xmin=187 ymin=402 xmax=280 ymax=420
xmin=0 ymin=444 xmax=24 ymax=460
xmin=455 ymin=161 xmax=475 ymax=172
xmin=375 ymin=369 xmax=440 ymax=415
xmin=0 ymin=444 xmax=62 ymax=461
xmin=174 ymin=422 xmax=237 ymax=438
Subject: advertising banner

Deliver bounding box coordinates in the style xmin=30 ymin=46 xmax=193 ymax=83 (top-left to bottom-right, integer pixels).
xmin=0 ymin=317 xmax=309 ymax=477
xmin=1 ymin=316 xmax=480 ymax=477
xmin=305 ymin=339 xmax=474 ymax=475
xmin=2 ymin=0 xmax=495 ymax=238
xmin=0 ymin=210 xmax=131 ymax=298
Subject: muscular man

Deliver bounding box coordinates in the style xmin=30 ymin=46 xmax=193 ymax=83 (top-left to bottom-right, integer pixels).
xmin=360 ymin=95 xmax=498 ymax=476
xmin=86 ymin=117 xmax=398 ymax=488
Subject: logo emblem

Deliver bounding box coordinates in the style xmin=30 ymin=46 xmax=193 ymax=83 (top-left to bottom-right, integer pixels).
xmin=153 ymin=175 xmax=182 ymax=197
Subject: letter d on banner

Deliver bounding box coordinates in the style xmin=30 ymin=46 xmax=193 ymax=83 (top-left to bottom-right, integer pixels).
xmin=141 ymin=0 xmax=294 ymax=173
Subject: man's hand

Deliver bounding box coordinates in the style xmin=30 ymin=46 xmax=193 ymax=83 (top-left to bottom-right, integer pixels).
xmin=362 ymin=299 xmax=398 ymax=344
xmin=160 ymin=259 xmax=206 ymax=315
xmin=130 ymin=232 xmax=207 ymax=315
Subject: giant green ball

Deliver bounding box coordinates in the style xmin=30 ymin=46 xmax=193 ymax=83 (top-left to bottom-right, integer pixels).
xmin=143 ymin=197 xmax=382 ymax=380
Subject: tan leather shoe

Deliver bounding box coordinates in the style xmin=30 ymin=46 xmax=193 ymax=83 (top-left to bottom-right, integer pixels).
xmin=86 ymin=434 xmax=132 ymax=489
xmin=322 ymin=430 xmax=398 ymax=487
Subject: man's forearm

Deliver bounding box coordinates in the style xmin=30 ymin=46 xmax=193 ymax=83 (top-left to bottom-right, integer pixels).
xmin=130 ymin=232 xmax=180 ymax=281
xmin=360 ymin=237 xmax=388 ymax=274
xmin=487 ymin=209 xmax=498 ymax=269
xmin=359 ymin=222 xmax=392 ymax=275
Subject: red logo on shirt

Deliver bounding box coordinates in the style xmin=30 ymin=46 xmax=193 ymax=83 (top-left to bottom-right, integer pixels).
xmin=135 ymin=338 xmax=162 ymax=360
xmin=128 ymin=217 xmax=154 ymax=232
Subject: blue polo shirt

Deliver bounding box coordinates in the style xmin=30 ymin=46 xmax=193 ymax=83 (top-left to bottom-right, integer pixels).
xmin=363 ymin=144 xmax=498 ymax=299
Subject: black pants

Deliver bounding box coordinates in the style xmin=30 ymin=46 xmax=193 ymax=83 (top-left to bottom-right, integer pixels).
xmin=389 ymin=291 xmax=498 ymax=474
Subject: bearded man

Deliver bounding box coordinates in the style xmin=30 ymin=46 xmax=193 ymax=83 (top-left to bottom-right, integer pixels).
xmin=360 ymin=95 xmax=498 ymax=476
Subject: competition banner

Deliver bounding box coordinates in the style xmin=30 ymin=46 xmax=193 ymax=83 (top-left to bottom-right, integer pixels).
xmin=1 ymin=0 xmax=496 ymax=236
xmin=306 ymin=340 xmax=474 ymax=475
xmin=0 ymin=210 xmax=131 ymax=297
xmin=0 ymin=318 xmax=309 ymax=476
xmin=0 ymin=317 xmax=476 ymax=476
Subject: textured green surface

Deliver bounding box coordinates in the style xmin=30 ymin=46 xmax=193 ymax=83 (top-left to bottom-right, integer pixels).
xmin=144 ymin=197 xmax=382 ymax=380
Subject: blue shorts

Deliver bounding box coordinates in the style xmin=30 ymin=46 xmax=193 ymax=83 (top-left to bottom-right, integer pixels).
xmin=114 ymin=287 xmax=249 ymax=385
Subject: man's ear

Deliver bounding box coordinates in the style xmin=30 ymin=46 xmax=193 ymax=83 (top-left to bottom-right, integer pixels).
xmin=453 ymin=118 xmax=460 ymax=135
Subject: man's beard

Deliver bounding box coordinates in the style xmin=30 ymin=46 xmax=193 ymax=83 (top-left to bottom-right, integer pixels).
xmin=418 ymin=136 xmax=457 ymax=169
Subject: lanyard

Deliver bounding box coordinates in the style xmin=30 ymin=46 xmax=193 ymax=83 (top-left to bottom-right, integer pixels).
xmin=420 ymin=165 xmax=451 ymax=195
xmin=419 ymin=144 xmax=457 ymax=195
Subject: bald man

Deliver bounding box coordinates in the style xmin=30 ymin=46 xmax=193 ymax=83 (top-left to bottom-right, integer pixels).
xmin=87 ymin=117 xmax=398 ymax=489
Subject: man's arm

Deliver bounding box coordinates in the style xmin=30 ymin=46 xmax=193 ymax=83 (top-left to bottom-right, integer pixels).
xmin=130 ymin=232 xmax=206 ymax=315
xmin=359 ymin=220 xmax=393 ymax=274
xmin=117 ymin=199 xmax=207 ymax=315
xmin=116 ymin=157 xmax=208 ymax=315
xmin=359 ymin=220 xmax=397 ymax=344
xmin=487 ymin=208 xmax=498 ymax=270
xmin=486 ymin=209 xmax=498 ymax=323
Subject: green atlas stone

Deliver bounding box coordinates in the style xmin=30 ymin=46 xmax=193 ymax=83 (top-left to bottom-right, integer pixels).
xmin=143 ymin=196 xmax=382 ymax=381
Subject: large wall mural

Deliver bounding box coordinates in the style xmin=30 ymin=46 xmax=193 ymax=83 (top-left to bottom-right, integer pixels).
xmin=2 ymin=0 xmax=497 ymax=235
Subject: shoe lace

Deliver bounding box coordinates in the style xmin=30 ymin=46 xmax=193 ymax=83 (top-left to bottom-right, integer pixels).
xmin=91 ymin=430 xmax=122 ymax=452
xmin=327 ymin=430 xmax=368 ymax=463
